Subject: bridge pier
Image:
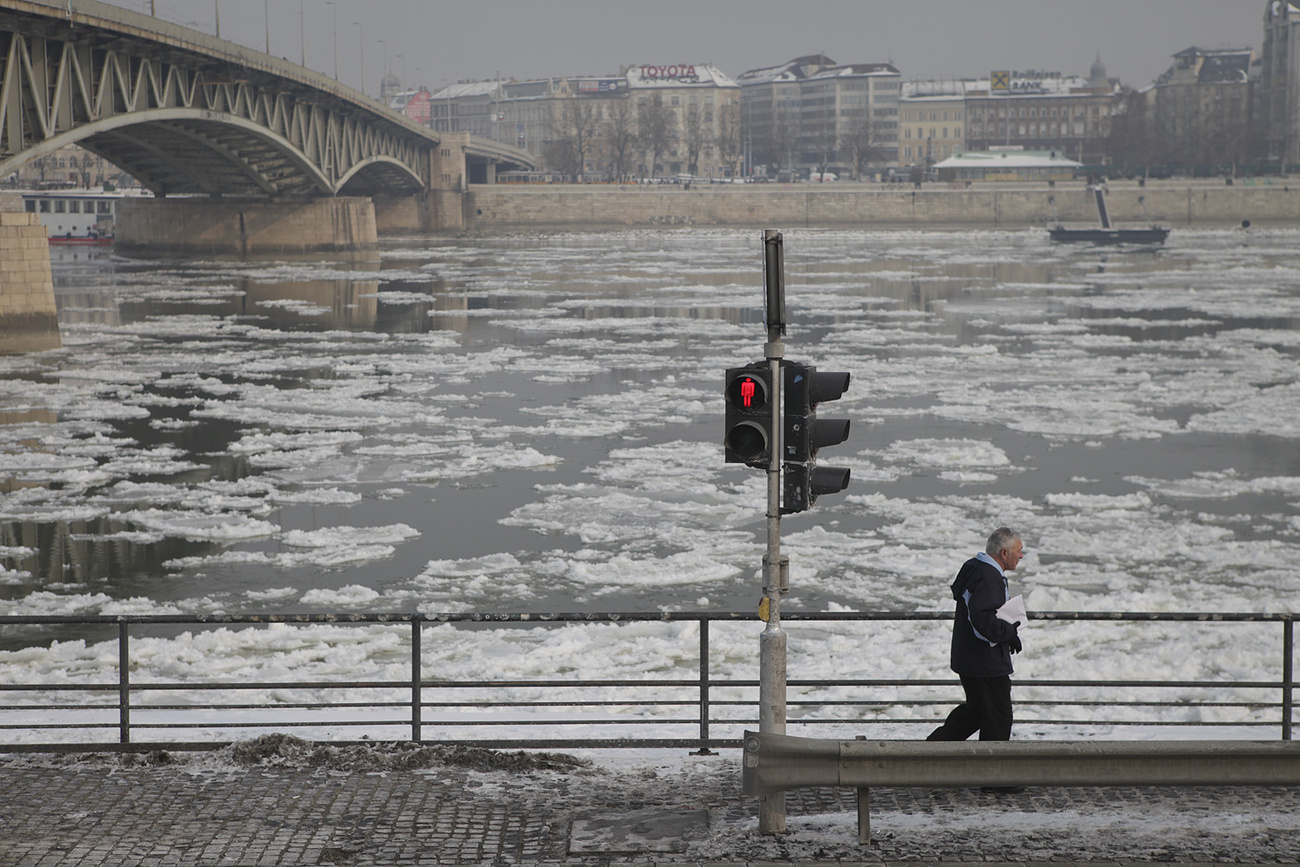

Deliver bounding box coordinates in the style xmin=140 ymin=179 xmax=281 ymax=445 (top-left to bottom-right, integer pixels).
xmin=115 ymin=197 xmax=379 ymax=257
xmin=0 ymin=194 xmax=60 ymax=354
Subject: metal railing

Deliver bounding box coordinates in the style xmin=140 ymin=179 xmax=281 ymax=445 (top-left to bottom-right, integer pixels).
xmin=0 ymin=611 xmax=1293 ymax=751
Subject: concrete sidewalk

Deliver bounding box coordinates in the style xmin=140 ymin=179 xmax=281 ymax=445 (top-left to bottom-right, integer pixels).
xmin=0 ymin=740 xmax=1297 ymax=866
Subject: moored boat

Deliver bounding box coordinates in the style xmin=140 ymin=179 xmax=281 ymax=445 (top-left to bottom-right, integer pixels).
xmin=1049 ymin=185 xmax=1169 ymax=245
xmin=16 ymin=188 xmax=149 ymax=245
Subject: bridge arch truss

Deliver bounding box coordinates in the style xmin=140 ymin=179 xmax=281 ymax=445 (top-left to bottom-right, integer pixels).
xmin=0 ymin=0 xmax=528 ymax=198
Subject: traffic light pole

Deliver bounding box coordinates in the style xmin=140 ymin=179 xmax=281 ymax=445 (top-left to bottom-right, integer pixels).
xmin=759 ymin=229 xmax=787 ymax=835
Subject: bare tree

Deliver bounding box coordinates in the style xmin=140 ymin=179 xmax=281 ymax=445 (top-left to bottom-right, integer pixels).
xmin=714 ymin=102 xmax=742 ymax=178
xmin=682 ymin=103 xmax=709 ymax=175
xmin=844 ymin=113 xmax=887 ymax=180
xmin=765 ymin=107 xmax=799 ymax=177
xmin=637 ymin=94 xmax=677 ymax=178
xmin=1107 ymin=88 xmax=1157 ymax=178
xmin=810 ymin=119 xmax=838 ymax=180
xmin=605 ymin=99 xmax=638 ymax=181
xmin=547 ymin=100 xmax=602 ymax=181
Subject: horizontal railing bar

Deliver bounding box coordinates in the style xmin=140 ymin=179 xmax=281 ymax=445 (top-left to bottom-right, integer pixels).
xmin=0 ymin=610 xmax=1292 ymax=626
xmin=0 ymin=611 xmax=1292 ymax=750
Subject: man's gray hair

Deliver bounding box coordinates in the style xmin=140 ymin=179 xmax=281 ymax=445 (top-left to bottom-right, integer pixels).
xmin=986 ymin=527 xmax=1021 ymax=557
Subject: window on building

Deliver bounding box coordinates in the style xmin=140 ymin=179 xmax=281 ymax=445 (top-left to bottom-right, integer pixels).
xmin=54 ymin=200 xmax=65 ymax=213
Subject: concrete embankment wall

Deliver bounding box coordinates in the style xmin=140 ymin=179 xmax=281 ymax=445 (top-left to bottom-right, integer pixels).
xmin=116 ymin=197 xmax=379 ymax=256
xmin=465 ymin=182 xmax=1300 ymax=232
xmin=0 ymin=195 xmax=60 ymax=353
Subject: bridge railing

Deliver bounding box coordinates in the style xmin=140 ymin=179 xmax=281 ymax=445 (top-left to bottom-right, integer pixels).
xmin=0 ymin=611 xmax=1292 ymax=751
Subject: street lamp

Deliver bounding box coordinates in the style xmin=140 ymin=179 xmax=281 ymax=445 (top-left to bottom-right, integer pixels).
xmin=353 ymin=21 xmax=364 ymax=95
xmin=326 ymin=1 xmax=338 ymax=79
xmin=264 ymin=0 xmax=270 ymax=54
xmin=298 ymin=0 xmax=305 ymax=67
xmin=214 ymin=0 xmax=221 ymax=38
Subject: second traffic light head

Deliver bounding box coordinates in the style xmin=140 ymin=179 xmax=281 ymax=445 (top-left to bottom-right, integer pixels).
xmin=783 ymin=362 xmax=852 ymax=463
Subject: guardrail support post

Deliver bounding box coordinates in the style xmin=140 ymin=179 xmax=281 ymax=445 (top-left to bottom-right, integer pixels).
xmin=412 ymin=617 xmax=423 ymax=743
xmin=695 ymin=618 xmax=712 ymax=754
xmin=118 ymin=620 xmax=130 ymax=745
xmin=856 ymin=787 xmax=871 ymax=844
xmin=1284 ymin=619 xmax=1293 ymax=741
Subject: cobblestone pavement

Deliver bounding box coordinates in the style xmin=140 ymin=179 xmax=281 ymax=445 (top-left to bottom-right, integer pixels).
xmin=0 ymin=742 xmax=1297 ymax=866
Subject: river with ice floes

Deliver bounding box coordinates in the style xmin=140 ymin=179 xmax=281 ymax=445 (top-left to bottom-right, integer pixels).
xmin=1 ymin=227 xmax=1299 ymax=747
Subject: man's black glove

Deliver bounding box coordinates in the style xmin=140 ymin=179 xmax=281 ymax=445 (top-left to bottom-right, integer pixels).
xmin=1008 ymin=633 xmax=1022 ymax=654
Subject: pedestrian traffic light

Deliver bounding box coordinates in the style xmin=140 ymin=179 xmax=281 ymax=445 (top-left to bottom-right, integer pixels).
xmin=725 ymin=363 xmax=774 ymax=468
xmin=782 ymin=362 xmax=851 ymax=513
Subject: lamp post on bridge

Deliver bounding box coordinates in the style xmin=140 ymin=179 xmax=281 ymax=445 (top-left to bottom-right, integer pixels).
xmin=326 ymin=1 xmax=338 ymax=79
xmin=353 ymin=21 xmax=365 ymax=95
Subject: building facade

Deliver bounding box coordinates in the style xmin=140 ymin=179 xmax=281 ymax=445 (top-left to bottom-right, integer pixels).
xmin=898 ymin=81 xmax=966 ymax=167
xmin=963 ymin=65 xmax=1115 ymax=165
xmin=737 ymin=56 xmax=835 ymax=177
xmin=798 ymin=63 xmax=900 ymax=177
xmin=1261 ymin=0 xmax=1300 ymax=166
xmin=624 ymin=64 xmax=740 ymax=178
xmin=1151 ymin=46 xmax=1255 ymax=170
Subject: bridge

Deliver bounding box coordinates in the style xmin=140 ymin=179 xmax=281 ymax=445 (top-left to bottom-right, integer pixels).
xmin=0 ymin=0 xmax=533 ymax=246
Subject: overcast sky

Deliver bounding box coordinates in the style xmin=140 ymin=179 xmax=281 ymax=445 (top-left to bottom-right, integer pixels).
xmin=139 ymin=0 xmax=1264 ymax=96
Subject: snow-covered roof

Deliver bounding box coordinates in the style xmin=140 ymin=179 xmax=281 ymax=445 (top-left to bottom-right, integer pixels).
xmin=429 ymin=80 xmax=501 ymax=101
xmin=935 ymin=150 xmax=1084 ymax=169
xmin=736 ymin=55 xmax=836 ymax=86
xmin=804 ymin=63 xmax=900 ymax=82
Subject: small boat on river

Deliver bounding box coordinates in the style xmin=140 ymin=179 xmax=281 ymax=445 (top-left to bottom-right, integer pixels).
xmin=1049 ymin=185 xmax=1169 ymax=245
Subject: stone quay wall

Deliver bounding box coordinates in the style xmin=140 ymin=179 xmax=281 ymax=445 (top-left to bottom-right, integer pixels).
xmin=0 ymin=195 xmax=60 ymax=353
xmin=116 ymin=197 xmax=379 ymax=256
xmin=464 ymin=181 xmax=1300 ymax=232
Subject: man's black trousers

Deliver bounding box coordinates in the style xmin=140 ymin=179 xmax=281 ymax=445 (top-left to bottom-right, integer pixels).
xmin=926 ymin=673 xmax=1012 ymax=741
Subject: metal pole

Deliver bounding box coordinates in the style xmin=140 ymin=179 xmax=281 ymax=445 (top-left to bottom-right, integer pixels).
xmin=264 ymin=0 xmax=270 ymax=54
xmin=1283 ymin=618 xmax=1293 ymax=741
xmin=353 ymin=22 xmax=364 ymax=95
xmin=412 ymin=618 xmax=423 ymax=742
xmin=118 ymin=620 xmax=130 ymax=745
xmin=214 ymin=0 xmax=220 ymax=38
xmin=328 ymin=2 xmax=337 ymax=80
xmin=698 ymin=618 xmax=711 ymax=751
xmin=299 ymin=0 xmax=304 ymax=67
xmin=759 ymin=228 xmax=787 ymax=834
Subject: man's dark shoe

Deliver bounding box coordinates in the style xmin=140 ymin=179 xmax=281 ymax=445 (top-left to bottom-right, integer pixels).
xmin=980 ymin=786 xmax=1027 ymax=794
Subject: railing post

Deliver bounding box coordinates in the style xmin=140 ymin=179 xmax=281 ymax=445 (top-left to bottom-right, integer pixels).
xmin=118 ymin=619 xmax=130 ymax=745
xmin=1283 ymin=618 xmax=1293 ymax=741
xmin=696 ymin=618 xmax=711 ymax=753
xmin=412 ymin=617 xmax=423 ymax=743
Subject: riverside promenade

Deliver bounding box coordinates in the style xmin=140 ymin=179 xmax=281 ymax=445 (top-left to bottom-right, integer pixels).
xmin=1 ymin=738 xmax=1297 ymax=866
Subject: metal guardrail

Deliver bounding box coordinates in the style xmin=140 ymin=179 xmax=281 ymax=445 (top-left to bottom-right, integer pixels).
xmin=0 ymin=611 xmax=1293 ymax=751
xmin=742 ymin=730 xmax=1300 ymax=843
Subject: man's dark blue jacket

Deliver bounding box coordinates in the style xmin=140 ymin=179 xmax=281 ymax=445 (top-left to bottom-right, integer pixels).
xmin=949 ymin=555 xmax=1019 ymax=677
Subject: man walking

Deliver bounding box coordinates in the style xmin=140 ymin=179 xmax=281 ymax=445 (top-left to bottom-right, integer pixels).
xmin=927 ymin=527 xmax=1025 ymax=742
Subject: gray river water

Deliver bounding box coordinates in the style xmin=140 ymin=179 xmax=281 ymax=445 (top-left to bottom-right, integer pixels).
xmin=3 ymin=227 xmax=1300 ymax=628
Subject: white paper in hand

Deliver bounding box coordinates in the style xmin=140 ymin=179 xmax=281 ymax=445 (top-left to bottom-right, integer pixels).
xmin=996 ymin=594 xmax=1028 ymax=628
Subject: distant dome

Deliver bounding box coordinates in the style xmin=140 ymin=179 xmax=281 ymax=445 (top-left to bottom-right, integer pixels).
xmin=1089 ymin=53 xmax=1108 ymax=87
xmin=380 ymin=71 xmax=402 ymax=99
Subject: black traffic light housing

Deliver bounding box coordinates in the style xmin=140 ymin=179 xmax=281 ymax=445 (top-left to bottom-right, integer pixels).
xmin=782 ymin=362 xmax=851 ymax=513
xmin=725 ymin=362 xmax=774 ymax=468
